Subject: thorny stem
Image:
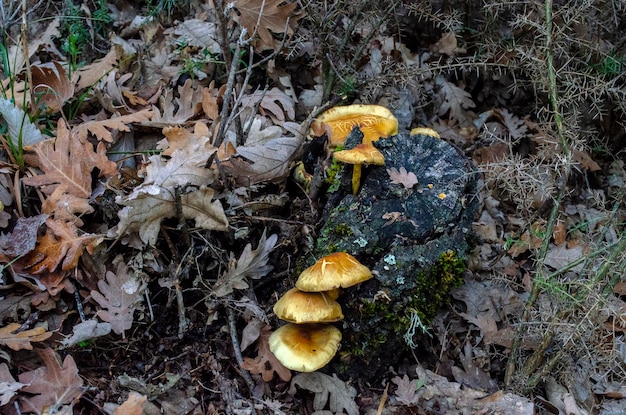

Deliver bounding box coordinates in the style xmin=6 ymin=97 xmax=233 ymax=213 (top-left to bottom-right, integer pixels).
xmin=504 ymin=0 xmax=573 ymax=386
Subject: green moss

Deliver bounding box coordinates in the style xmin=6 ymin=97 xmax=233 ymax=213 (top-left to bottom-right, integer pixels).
xmin=326 ymin=154 xmax=344 ymax=193
xmin=315 ymin=223 xmax=354 ymax=255
xmin=351 ymin=250 xmax=465 ymax=356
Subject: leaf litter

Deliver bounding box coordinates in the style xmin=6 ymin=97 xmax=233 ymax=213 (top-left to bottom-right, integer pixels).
xmin=0 ymin=0 xmax=623 ymax=413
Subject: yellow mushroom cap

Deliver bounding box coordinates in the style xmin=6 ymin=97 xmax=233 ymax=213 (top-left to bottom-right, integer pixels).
xmin=269 ymin=323 xmax=342 ymax=372
xmin=333 ymin=143 xmax=385 ymax=166
xmin=273 ymin=287 xmax=344 ymax=324
xmin=296 ymin=252 xmax=373 ymax=292
xmin=410 ymin=127 xmax=440 ymax=138
xmin=316 ymin=104 xmax=398 ymax=147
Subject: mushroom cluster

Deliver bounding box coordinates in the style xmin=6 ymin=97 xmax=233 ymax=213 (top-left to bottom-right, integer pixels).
xmin=269 ymin=252 xmax=372 ymax=372
xmin=313 ymin=104 xmax=399 ymax=194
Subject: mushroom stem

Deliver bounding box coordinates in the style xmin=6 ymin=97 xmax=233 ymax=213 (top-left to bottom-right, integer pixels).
xmin=351 ymin=164 xmax=362 ymax=194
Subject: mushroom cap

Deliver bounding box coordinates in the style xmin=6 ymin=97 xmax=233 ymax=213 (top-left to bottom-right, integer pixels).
xmin=269 ymin=323 xmax=342 ymax=372
xmin=333 ymin=143 xmax=385 ymax=166
xmin=410 ymin=127 xmax=440 ymax=138
xmin=273 ymin=287 xmax=344 ymax=324
xmin=296 ymin=252 xmax=373 ymax=292
xmin=316 ymin=104 xmax=398 ymax=147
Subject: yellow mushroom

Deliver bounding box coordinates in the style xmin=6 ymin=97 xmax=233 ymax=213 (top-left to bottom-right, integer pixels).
xmin=315 ymin=104 xmax=398 ymax=148
xmin=333 ymin=143 xmax=385 ymax=194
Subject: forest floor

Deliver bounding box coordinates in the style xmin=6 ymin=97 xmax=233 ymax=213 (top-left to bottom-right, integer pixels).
xmin=0 ymin=0 xmax=625 ymax=414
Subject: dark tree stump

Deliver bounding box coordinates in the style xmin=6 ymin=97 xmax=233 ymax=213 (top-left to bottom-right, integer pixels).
xmin=311 ymin=129 xmax=478 ymax=379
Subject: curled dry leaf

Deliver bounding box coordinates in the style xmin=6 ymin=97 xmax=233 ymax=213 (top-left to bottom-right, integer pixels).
xmin=31 ymin=61 xmax=75 ymax=113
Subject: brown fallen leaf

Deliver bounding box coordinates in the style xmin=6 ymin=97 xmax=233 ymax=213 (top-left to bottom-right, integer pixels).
xmin=0 ymin=323 xmax=52 ymax=351
xmin=19 ymin=348 xmax=83 ymax=412
xmin=241 ymin=325 xmax=291 ymax=382
xmin=31 ymin=61 xmax=75 ymax=113
xmin=233 ymin=0 xmax=301 ymax=50
xmin=114 ymin=391 xmax=148 ymax=415
xmin=22 ymin=119 xmax=117 ymax=207
xmin=20 ymin=218 xmax=103 ymax=274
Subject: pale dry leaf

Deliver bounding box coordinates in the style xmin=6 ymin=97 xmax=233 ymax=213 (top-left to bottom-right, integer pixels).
xmin=0 ymin=98 xmax=45 ymax=147
xmin=0 ymin=323 xmax=52 ymax=351
xmin=75 ymin=108 xmax=154 ymax=143
xmin=22 ymin=119 xmax=117 ymax=200
xmin=497 ymin=108 xmax=528 ymax=140
xmin=152 ymin=80 xmax=203 ymax=124
xmin=241 ymin=324 xmax=292 ymax=382
xmin=543 ymin=244 xmax=585 ymax=272
xmin=233 ymin=0 xmax=300 ymax=50
xmin=288 ymin=372 xmax=358 ymax=415
xmin=42 ymin=185 xmax=94 ymax=226
xmin=240 ymin=87 xmax=295 ymax=122
xmin=387 ymin=166 xmax=418 ymax=189
xmin=31 ymin=61 xmax=75 ymax=113
xmin=0 ymin=362 xmax=25 ymax=405
xmin=436 ymin=76 xmax=475 ymax=124
xmin=212 ymin=231 xmax=278 ymax=297
xmin=168 ymin=19 xmax=221 ymax=52
xmin=240 ymin=318 xmax=265 ymax=352
xmin=391 ymin=374 xmax=421 ymax=406
xmin=18 ymin=348 xmax=83 ymax=412
xmin=91 ymin=259 xmax=145 ymax=335
xmin=112 ymin=187 xmax=228 ymax=246
xmin=59 ymin=319 xmax=112 ymax=349
xmin=76 ymin=46 xmax=121 ymax=91
xmin=224 ymin=117 xmax=302 ymax=185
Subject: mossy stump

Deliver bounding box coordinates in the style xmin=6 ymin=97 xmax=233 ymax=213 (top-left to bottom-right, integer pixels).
xmin=313 ymin=129 xmax=478 ymax=379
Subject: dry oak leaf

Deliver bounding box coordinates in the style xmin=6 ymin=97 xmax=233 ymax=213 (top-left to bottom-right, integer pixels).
xmin=288 ymin=372 xmax=358 ymax=415
xmin=91 ymin=259 xmax=145 ymax=336
xmin=387 ymin=166 xmax=418 ymax=189
xmin=223 ymin=117 xmax=302 ymax=185
xmin=392 ymin=374 xmax=421 ymax=406
xmin=233 ymin=0 xmax=300 ymax=50
xmin=167 ymin=19 xmax=221 ymax=52
xmin=212 ymin=231 xmax=277 ymax=297
xmin=240 ymin=87 xmax=295 ymax=122
xmin=22 ymin=119 xmax=117 ymax=200
xmin=151 ymin=80 xmax=203 ymax=124
xmin=0 ymin=362 xmax=26 ymax=405
xmin=241 ymin=324 xmax=292 ymax=382
xmin=436 ymin=75 xmax=475 ymax=125
xmin=0 ymin=323 xmax=52 ymax=351
xmin=18 ymin=348 xmax=83 ymax=413
xmin=21 ymin=218 xmax=102 ymax=274
xmin=75 ymin=108 xmax=154 ymax=143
